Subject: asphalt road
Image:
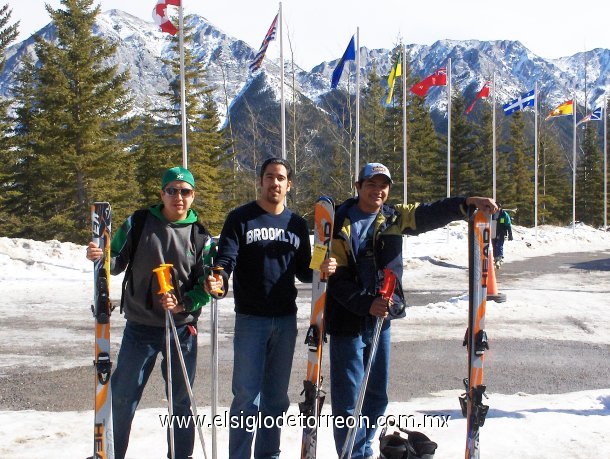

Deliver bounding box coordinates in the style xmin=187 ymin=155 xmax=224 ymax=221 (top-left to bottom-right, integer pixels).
xmin=1 ymin=251 xmax=609 ymax=412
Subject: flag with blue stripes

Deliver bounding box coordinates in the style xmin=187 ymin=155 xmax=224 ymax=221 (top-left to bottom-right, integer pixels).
xmin=249 ymin=14 xmax=279 ymax=73
xmin=331 ymin=36 xmax=356 ymax=89
xmin=503 ymin=89 xmax=536 ymax=115
xmin=578 ymin=106 xmax=603 ymax=125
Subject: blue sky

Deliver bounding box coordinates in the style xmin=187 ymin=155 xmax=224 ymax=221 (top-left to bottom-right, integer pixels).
xmin=8 ymin=0 xmax=610 ymax=70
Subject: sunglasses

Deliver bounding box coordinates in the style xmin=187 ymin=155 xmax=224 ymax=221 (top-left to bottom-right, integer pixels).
xmin=164 ymin=187 xmax=194 ymax=197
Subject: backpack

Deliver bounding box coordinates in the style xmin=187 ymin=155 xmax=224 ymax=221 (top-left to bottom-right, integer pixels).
xmin=119 ymin=208 xmax=209 ymax=312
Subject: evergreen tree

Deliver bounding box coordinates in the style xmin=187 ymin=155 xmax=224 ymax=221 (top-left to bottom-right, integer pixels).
xmin=538 ymin=125 xmax=571 ymax=224
xmin=360 ymin=65 xmax=390 ymax=166
xmin=450 ymin=92 xmax=479 ymax=195
xmin=1 ymin=56 xmax=40 ymax=236
xmin=131 ymin=113 xmax=176 ymax=207
xmin=157 ymin=16 xmax=232 ymax=234
xmin=4 ymin=0 xmax=131 ymax=242
xmin=505 ymin=112 xmax=534 ymax=225
xmin=383 ymin=47 xmax=407 ymax=200
xmin=576 ymin=122 xmax=604 ymax=225
xmin=401 ymin=64 xmax=444 ymax=203
xmin=0 ymin=3 xmax=19 ymax=231
xmin=470 ymin=106 xmax=494 ymax=197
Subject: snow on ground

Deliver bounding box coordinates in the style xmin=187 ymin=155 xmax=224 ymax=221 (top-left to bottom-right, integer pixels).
xmin=2 ymin=390 xmax=609 ymax=458
xmin=1 ymin=223 xmax=609 ymax=457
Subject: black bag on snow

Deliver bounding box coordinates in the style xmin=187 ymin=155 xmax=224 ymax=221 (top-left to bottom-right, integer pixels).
xmin=379 ymin=426 xmax=438 ymax=459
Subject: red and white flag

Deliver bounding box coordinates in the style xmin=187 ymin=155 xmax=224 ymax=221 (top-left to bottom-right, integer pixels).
xmin=152 ymin=0 xmax=181 ymax=36
xmin=409 ymin=68 xmax=447 ymax=98
xmin=249 ymin=14 xmax=279 ymax=72
xmin=465 ymin=81 xmax=491 ymax=114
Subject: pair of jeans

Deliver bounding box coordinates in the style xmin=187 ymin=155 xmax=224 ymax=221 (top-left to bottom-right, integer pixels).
xmin=493 ymin=235 xmax=505 ymax=259
xmin=111 ymin=320 xmax=197 ymax=459
xmin=330 ymin=317 xmax=391 ymax=459
xmin=229 ymin=313 xmax=298 ymax=459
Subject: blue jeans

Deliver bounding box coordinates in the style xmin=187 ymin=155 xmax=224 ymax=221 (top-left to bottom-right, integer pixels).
xmin=111 ymin=320 xmax=197 ymax=459
xmin=493 ymin=236 xmax=505 ymax=259
xmin=330 ymin=317 xmax=391 ymax=459
xmin=229 ymin=313 xmax=297 ymax=459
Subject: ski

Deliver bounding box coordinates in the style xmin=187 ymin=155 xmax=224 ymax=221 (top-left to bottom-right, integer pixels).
xmin=459 ymin=209 xmax=491 ymax=459
xmin=91 ymin=202 xmax=114 ymax=459
xmin=299 ymin=196 xmax=334 ymax=459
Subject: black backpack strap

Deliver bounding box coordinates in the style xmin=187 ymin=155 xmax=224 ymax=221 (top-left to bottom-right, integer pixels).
xmin=120 ymin=209 xmax=149 ymax=313
xmin=191 ymin=221 xmax=210 ymax=260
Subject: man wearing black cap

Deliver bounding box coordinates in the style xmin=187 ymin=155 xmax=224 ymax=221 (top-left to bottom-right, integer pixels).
xmin=326 ymin=162 xmax=497 ymax=459
xmin=86 ymin=166 xmax=214 ymax=459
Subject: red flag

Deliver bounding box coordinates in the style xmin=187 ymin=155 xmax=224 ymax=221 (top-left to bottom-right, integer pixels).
xmin=152 ymin=0 xmax=181 ymax=36
xmin=465 ymin=81 xmax=491 ymax=115
xmin=409 ymin=68 xmax=447 ymax=97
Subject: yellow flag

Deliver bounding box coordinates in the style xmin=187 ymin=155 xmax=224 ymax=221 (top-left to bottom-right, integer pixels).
xmin=386 ymin=55 xmax=402 ymax=104
xmin=545 ymin=100 xmax=573 ymax=120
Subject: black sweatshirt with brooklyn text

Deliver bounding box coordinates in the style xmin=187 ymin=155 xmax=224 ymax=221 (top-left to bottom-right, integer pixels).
xmin=215 ymin=201 xmax=313 ymax=316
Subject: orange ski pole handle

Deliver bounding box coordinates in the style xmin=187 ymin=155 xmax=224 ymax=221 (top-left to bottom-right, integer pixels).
xmin=153 ymin=263 xmax=174 ymax=294
xmin=211 ymin=266 xmax=225 ymax=295
xmin=378 ymin=268 xmax=397 ymax=301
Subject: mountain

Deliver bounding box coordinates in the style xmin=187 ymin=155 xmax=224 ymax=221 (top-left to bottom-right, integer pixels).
xmin=2 ymin=9 xmax=609 ymax=124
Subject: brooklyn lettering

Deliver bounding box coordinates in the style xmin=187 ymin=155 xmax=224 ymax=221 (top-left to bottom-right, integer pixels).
xmin=246 ymin=227 xmax=301 ymax=249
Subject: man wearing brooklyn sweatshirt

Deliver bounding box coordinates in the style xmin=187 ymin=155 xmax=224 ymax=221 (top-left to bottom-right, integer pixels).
xmin=210 ymin=157 xmax=336 ymax=459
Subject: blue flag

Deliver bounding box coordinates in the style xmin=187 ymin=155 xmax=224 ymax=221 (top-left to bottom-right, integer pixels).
xmin=503 ymin=89 xmax=536 ymax=116
xmin=577 ymin=106 xmax=603 ymax=125
xmin=590 ymin=106 xmax=603 ymax=121
xmin=331 ymin=36 xmax=356 ymax=89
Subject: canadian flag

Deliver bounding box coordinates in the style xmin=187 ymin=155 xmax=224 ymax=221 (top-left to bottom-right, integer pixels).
xmin=152 ymin=0 xmax=181 ymax=36
xmin=409 ymin=68 xmax=447 ymax=98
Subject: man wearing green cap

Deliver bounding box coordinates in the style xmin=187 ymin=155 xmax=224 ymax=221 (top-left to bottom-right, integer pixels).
xmin=86 ymin=166 xmax=214 ymax=459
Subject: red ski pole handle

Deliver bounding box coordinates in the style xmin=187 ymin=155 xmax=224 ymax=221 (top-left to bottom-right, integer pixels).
xmin=378 ymin=268 xmax=397 ymax=301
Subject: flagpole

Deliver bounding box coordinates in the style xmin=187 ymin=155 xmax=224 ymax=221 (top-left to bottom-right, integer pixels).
xmin=492 ymin=72 xmax=497 ymax=201
xmin=279 ymin=2 xmax=286 ymax=160
xmin=355 ymin=27 xmax=360 ymax=185
xmin=602 ymin=95 xmax=608 ymax=230
xmin=447 ymin=58 xmax=451 ymax=198
xmin=534 ymin=82 xmax=539 ymax=238
xmin=178 ymin=2 xmax=188 ymax=169
xmin=572 ymin=92 xmax=577 ymax=235
xmin=402 ymin=43 xmax=408 ymax=203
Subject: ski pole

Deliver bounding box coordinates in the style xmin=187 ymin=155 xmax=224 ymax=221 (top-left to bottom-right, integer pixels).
xmin=154 ymin=264 xmax=176 ymax=459
xmin=210 ymin=265 xmax=223 ymax=459
xmin=340 ymin=269 xmax=397 ymax=459
xmin=168 ymin=311 xmax=209 ymax=459
xmin=340 ymin=316 xmax=384 ymax=459
xmin=154 ymin=263 xmax=210 ymax=459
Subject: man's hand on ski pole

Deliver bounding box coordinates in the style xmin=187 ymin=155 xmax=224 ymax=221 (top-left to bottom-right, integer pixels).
xmin=160 ymin=292 xmax=185 ymax=314
xmin=204 ymin=272 xmax=223 ymax=295
xmin=465 ymin=196 xmax=498 ymax=215
xmin=369 ymin=296 xmax=390 ymax=318
xmin=204 ymin=266 xmax=229 ymax=299
xmin=319 ymin=257 xmax=337 ymax=276
xmin=86 ymin=242 xmax=103 ymax=261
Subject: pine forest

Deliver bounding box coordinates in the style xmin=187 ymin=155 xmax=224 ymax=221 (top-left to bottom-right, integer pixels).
xmin=0 ymin=1 xmax=608 ymax=243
